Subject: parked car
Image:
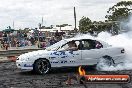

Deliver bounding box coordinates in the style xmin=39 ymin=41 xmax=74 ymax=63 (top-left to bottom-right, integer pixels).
xmin=16 ymin=37 xmax=125 ymax=74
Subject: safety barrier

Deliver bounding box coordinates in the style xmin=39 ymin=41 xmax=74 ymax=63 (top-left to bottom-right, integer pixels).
xmin=0 ymin=48 xmax=43 ymax=57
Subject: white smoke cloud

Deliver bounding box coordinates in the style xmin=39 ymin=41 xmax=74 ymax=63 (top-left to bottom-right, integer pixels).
xmin=96 ymin=16 xmax=132 ymax=71
xmin=73 ymin=15 xmax=132 ymax=71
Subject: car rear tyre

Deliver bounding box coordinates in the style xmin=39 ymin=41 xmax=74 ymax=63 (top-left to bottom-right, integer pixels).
xmin=96 ymin=55 xmax=115 ymax=70
xmin=33 ymin=59 xmax=51 ymax=75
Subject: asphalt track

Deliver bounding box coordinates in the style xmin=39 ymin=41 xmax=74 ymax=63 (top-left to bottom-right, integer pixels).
xmin=0 ymin=62 xmax=132 ymax=88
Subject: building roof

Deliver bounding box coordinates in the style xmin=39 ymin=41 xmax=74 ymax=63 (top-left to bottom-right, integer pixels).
xmin=38 ymin=26 xmax=74 ymax=32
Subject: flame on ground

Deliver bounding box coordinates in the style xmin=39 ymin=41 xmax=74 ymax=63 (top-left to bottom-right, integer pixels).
xmin=78 ymin=66 xmax=86 ymax=76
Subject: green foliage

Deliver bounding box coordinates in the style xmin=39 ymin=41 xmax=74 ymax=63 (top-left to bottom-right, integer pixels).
xmin=78 ymin=1 xmax=132 ymax=34
xmin=105 ymin=1 xmax=132 ymax=34
xmin=105 ymin=1 xmax=132 ymax=21
xmin=56 ymin=24 xmax=70 ymax=27
xmin=92 ymin=21 xmax=107 ymax=32
xmin=79 ymin=16 xmax=92 ymax=33
xmin=17 ymin=28 xmax=31 ymax=33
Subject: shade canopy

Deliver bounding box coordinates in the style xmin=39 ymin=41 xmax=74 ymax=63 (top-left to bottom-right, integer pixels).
xmin=3 ymin=29 xmax=15 ymax=33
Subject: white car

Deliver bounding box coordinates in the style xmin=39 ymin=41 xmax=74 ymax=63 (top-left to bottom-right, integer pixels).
xmin=16 ymin=38 xmax=125 ymax=74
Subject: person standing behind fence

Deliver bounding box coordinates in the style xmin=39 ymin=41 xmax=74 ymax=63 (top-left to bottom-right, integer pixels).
xmin=3 ymin=41 xmax=9 ymax=50
xmin=49 ymin=37 xmax=57 ymax=45
xmin=0 ymin=40 xmax=2 ymax=50
xmin=16 ymin=39 xmax=20 ymax=48
xmin=55 ymin=30 xmax=62 ymax=41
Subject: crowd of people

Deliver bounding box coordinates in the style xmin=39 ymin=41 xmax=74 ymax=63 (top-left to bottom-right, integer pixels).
xmin=0 ymin=30 xmax=64 ymax=50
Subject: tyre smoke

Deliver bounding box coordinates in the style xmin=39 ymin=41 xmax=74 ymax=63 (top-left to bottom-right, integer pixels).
xmin=97 ymin=17 xmax=132 ymax=71
xmin=74 ymin=17 xmax=132 ymax=71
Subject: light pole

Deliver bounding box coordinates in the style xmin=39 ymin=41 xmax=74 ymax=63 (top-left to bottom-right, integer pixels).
xmin=35 ymin=28 xmax=40 ymax=48
xmin=74 ymin=7 xmax=77 ymax=33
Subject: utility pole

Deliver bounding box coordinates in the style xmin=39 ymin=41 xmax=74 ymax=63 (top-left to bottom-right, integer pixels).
xmin=42 ymin=17 xmax=43 ymax=26
xmin=35 ymin=28 xmax=40 ymax=48
xmin=13 ymin=21 xmax=14 ymax=29
xmin=74 ymin=7 xmax=77 ymax=33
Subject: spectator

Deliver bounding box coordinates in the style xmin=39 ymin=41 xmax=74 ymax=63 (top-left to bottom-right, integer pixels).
xmin=0 ymin=40 xmax=2 ymax=49
xmin=55 ymin=30 xmax=62 ymax=41
xmin=35 ymin=40 xmax=40 ymax=48
xmin=3 ymin=33 xmax=8 ymax=42
xmin=49 ymin=37 xmax=57 ymax=45
xmin=16 ymin=39 xmax=20 ymax=48
xmin=40 ymin=41 xmax=46 ymax=48
xmin=24 ymin=33 xmax=27 ymax=38
xmin=55 ymin=30 xmax=60 ymax=37
xmin=1 ymin=40 xmax=4 ymax=49
xmin=27 ymin=40 xmax=32 ymax=46
xmin=3 ymin=41 xmax=9 ymax=50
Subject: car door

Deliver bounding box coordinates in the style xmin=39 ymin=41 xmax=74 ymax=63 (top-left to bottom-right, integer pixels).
xmin=80 ymin=39 xmax=103 ymax=65
xmin=56 ymin=40 xmax=82 ymax=67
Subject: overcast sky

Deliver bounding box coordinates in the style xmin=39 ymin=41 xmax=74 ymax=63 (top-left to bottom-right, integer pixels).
xmin=0 ymin=0 xmax=125 ymax=30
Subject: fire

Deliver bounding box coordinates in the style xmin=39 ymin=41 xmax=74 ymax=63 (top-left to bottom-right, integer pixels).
xmin=78 ymin=66 xmax=86 ymax=76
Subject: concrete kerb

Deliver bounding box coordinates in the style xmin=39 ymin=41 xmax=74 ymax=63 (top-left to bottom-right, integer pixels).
xmin=0 ymin=56 xmax=17 ymax=63
xmin=0 ymin=57 xmax=11 ymax=63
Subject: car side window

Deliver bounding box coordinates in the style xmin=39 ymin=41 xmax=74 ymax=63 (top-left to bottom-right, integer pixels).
xmin=61 ymin=43 xmax=69 ymax=50
xmin=58 ymin=41 xmax=79 ymax=51
xmin=95 ymin=40 xmax=103 ymax=49
xmin=81 ymin=40 xmax=96 ymax=50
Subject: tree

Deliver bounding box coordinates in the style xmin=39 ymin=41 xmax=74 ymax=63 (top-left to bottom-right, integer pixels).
xmin=105 ymin=1 xmax=132 ymax=34
xmin=92 ymin=21 xmax=107 ymax=32
xmin=105 ymin=1 xmax=132 ymax=21
xmin=79 ymin=16 xmax=92 ymax=33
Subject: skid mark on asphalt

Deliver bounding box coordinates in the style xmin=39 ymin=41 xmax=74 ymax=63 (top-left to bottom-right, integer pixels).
xmin=0 ymin=62 xmax=132 ymax=88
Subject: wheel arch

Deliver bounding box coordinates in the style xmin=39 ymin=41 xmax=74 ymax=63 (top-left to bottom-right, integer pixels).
xmin=96 ymin=55 xmax=114 ymax=64
xmin=33 ymin=58 xmax=51 ymax=74
xmin=33 ymin=58 xmax=51 ymax=68
xmin=102 ymin=55 xmax=115 ymax=64
xmin=96 ymin=55 xmax=115 ymax=70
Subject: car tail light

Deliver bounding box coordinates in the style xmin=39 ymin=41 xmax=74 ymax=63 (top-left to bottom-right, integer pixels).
xmin=121 ymin=49 xmax=125 ymax=53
